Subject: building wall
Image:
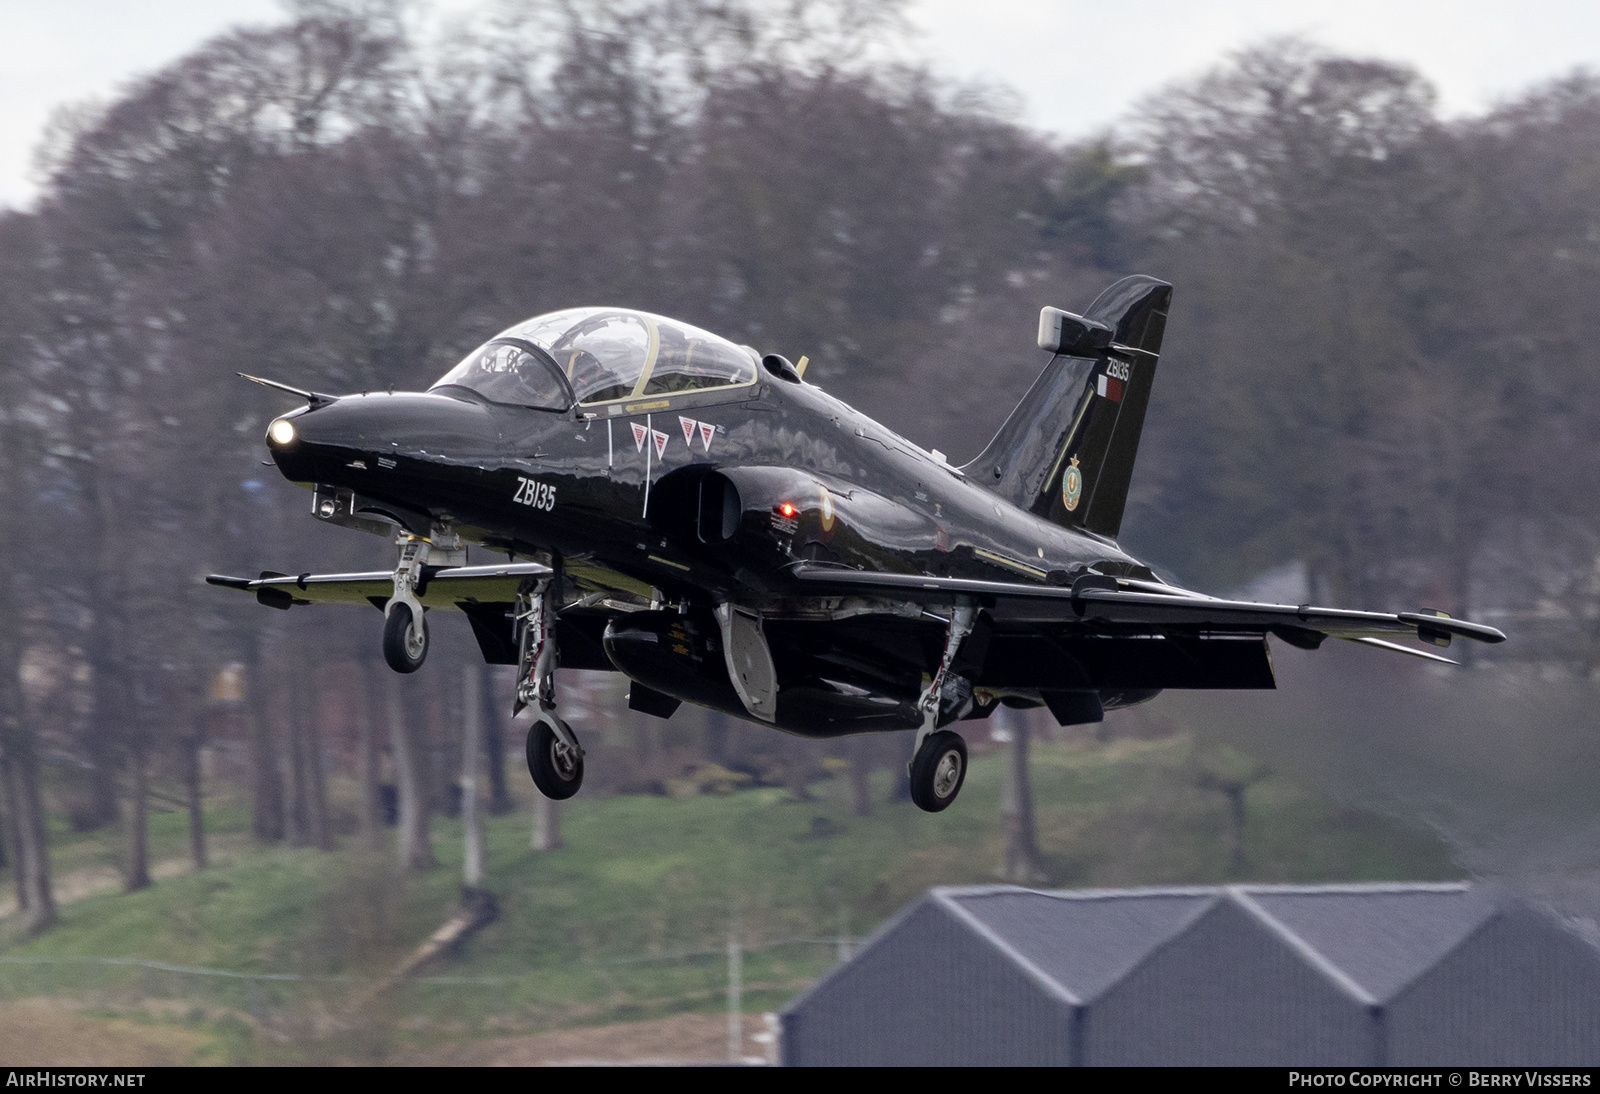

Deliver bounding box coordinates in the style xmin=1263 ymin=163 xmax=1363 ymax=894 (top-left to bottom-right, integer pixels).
xmin=1388 ymin=907 xmax=1600 ymax=1066
xmin=782 ymin=897 xmax=1077 ymax=1065
xmin=1089 ymin=899 xmax=1379 ymax=1066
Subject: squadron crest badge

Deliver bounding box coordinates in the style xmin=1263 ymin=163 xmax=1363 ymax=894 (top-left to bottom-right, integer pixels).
xmin=1063 ymin=457 xmax=1083 ymax=511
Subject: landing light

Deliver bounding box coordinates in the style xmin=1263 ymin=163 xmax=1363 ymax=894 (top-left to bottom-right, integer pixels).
xmin=269 ymin=418 xmax=296 ymax=445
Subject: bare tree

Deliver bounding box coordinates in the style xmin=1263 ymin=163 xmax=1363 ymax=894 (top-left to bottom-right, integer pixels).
xmin=387 ymin=672 xmax=434 ymax=870
xmin=462 ymin=661 xmax=486 ymax=883
xmin=998 ymin=707 xmax=1045 ymax=884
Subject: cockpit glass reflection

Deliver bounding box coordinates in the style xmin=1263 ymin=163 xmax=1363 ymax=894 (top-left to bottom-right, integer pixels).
xmin=429 ymin=340 xmax=569 ymax=409
xmin=450 ymin=307 xmax=759 ymax=407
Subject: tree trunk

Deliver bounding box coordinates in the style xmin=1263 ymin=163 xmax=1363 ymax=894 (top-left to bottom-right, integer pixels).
xmin=1 ymin=736 xmax=57 ymax=932
xmin=125 ymin=741 xmax=150 ymax=892
xmin=387 ymin=672 xmax=434 ymax=870
xmin=533 ymin=794 xmax=562 ymax=851
xmin=0 ymin=757 xmax=23 ymax=911
xmin=484 ymin=667 xmax=512 ymax=816
xmin=81 ymin=652 xmax=122 ymax=831
xmin=705 ymin=710 xmax=730 ymax=766
xmin=1225 ymin=785 xmax=1249 ymax=876
xmin=461 ymin=662 xmax=485 ymax=884
xmin=847 ymin=736 xmax=873 ymax=817
xmin=359 ymin=659 xmax=384 ymax=843
xmin=426 ymin=688 xmax=451 ymax=817
xmin=282 ymin=658 xmax=307 ymax=847
xmin=298 ymin=662 xmax=331 ymax=851
xmin=184 ymin=733 xmax=207 ymax=871
xmin=248 ymin=659 xmax=285 ymax=843
xmin=0 ymin=758 xmax=13 ymax=877
xmin=999 ymin=707 xmax=1045 ymax=884
xmin=783 ymin=735 xmax=814 ymax=802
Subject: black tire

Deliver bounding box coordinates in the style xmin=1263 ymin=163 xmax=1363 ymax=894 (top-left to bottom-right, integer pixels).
xmin=908 ymin=730 xmax=967 ymax=813
xmin=526 ymin=718 xmax=584 ymax=800
xmin=382 ymin=601 xmax=428 ymax=673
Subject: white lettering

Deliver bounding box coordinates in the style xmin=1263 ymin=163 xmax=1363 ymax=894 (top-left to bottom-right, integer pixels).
xmin=513 ymin=477 xmax=557 ymax=511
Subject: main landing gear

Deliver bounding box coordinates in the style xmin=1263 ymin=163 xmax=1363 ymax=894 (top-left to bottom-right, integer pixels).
xmin=909 ymin=731 xmax=968 ymax=813
xmin=907 ymin=599 xmax=978 ymax=813
xmin=514 ymin=577 xmax=585 ymax=800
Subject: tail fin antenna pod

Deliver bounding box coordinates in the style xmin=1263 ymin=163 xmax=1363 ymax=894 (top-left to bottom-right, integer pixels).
xmin=963 ymin=275 xmax=1172 ymax=540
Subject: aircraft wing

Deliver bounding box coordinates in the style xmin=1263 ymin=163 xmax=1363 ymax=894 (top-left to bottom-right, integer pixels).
xmin=206 ymin=561 xmax=552 ymax=611
xmin=789 ymin=563 xmax=1505 ymax=663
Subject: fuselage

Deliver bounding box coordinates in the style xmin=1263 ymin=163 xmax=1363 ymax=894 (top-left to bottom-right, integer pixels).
xmin=266 ymin=365 xmax=1151 ymax=609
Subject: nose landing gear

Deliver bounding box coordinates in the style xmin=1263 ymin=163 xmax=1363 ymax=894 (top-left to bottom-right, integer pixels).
xmin=382 ymin=535 xmax=432 ymax=673
xmin=382 ymin=600 xmax=428 ymax=673
xmin=526 ymin=718 xmax=584 ymax=799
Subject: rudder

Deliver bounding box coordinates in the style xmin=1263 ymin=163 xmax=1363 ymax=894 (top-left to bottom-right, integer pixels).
xmin=962 ymin=275 xmax=1171 ymax=540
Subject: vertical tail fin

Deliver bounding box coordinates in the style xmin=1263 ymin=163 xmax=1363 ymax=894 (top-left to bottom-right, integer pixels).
xmin=962 ymin=275 xmax=1172 ymax=540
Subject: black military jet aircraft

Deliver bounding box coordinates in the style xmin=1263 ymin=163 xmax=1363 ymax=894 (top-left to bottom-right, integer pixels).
xmin=209 ymin=276 xmax=1505 ymax=812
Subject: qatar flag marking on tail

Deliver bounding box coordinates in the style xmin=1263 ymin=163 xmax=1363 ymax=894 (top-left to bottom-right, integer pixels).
xmin=699 ymin=421 xmax=716 ymax=452
xmin=651 ymin=428 xmax=669 ymax=459
xmin=631 ymin=421 xmax=648 ymax=451
xmin=1098 ymin=360 xmax=1130 ymax=403
xmin=680 ymin=415 xmax=697 ymax=446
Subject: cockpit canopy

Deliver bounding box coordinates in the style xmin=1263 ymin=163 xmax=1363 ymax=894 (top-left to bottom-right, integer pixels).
xmin=430 ymin=308 xmax=759 ymax=410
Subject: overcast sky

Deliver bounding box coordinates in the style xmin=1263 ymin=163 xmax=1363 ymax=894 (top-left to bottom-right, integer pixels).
xmin=5 ymin=0 xmax=1600 ymax=210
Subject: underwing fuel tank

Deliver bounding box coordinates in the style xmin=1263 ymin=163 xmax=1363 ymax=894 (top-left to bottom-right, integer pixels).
xmin=603 ymin=610 xmax=922 ymax=738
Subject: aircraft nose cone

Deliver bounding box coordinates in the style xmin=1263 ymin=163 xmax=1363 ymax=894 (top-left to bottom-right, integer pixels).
xmin=267 ymin=391 xmax=502 ymax=482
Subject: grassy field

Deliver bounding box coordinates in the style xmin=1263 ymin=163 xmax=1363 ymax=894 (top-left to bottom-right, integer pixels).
xmin=0 ymin=730 xmax=1460 ymax=1062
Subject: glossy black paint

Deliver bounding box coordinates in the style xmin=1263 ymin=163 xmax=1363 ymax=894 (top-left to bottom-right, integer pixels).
xmin=257 ymin=283 xmax=1236 ymax=735
xmin=243 ymin=277 xmax=1503 ymax=740
xmin=269 ymin=363 xmax=1166 ymax=718
xmin=273 ymin=379 xmax=1145 ymax=590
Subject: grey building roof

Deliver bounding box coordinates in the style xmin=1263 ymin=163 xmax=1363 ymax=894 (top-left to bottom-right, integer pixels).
xmin=782 ymin=881 xmax=1600 ymax=1066
xmin=1238 ymin=885 xmax=1497 ymax=1002
xmin=934 ymin=881 xmax=1494 ymax=1006
xmin=939 ymin=886 xmax=1216 ymax=1002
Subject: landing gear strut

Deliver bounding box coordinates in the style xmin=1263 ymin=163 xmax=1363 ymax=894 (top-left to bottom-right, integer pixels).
xmin=383 ymin=535 xmax=430 ymax=673
xmin=906 ymin=599 xmax=978 ymax=813
xmin=514 ymin=577 xmax=585 ymax=799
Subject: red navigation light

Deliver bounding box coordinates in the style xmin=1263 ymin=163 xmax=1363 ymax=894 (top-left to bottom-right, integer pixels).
xmin=778 ymin=502 xmax=798 ymax=519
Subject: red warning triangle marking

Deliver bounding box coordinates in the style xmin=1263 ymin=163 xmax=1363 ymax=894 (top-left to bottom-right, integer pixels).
xmin=699 ymin=421 xmax=715 ymax=452
xmin=631 ymin=421 xmax=648 ymax=451
xmin=680 ymin=415 xmax=697 ymax=446
xmin=651 ymin=428 xmax=669 ymax=459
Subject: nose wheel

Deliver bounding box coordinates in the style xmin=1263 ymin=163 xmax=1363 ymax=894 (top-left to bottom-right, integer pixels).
xmin=908 ymin=730 xmax=967 ymax=813
xmin=526 ymin=717 xmax=584 ymax=800
xmin=383 ymin=534 xmax=431 ymax=673
xmin=382 ymin=600 xmax=428 ymax=673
